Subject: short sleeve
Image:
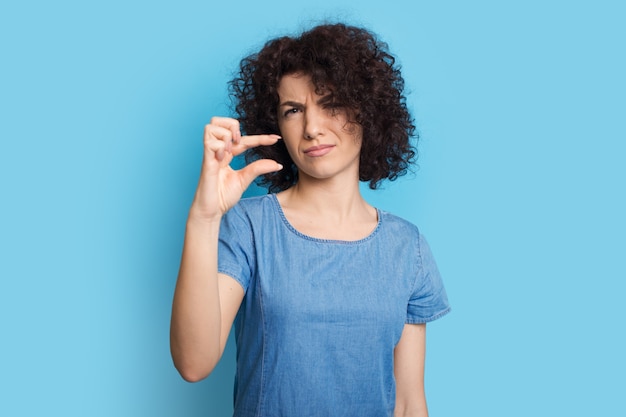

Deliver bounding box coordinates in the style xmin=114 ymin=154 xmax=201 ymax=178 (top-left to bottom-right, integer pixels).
xmin=218 ymin=205 xmax=255 ymax=292
xmin=406 ymin=234 xmax=451 ymax=324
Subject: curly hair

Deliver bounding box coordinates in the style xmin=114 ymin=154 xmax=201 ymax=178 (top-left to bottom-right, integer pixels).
xmin=229 ymin=23 xmax=417 ymax=192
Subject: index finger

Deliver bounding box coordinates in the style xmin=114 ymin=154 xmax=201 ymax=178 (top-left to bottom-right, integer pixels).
xmin=231 ymin=134 xmax=282 ymax=155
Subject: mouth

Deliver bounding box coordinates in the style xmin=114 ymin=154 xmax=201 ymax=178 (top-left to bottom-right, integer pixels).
xmin=303 ymin=144 xmax=335 ymax=157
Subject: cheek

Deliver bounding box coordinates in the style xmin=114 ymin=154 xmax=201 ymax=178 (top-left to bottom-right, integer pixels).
xmin=278 ymin=120 xmax=296 ymax=140
xmin=350 ymin=128 xmax=363 ymax=150
xmin=277 ymin=124 xmax=299 ymax=154
xmin=280 ymin=136 xmax=300 ymax=160
xmin=342 ymin=121 xmax=362 ymax=139
xmin=284 ymin=142 xmax=298 ymax=157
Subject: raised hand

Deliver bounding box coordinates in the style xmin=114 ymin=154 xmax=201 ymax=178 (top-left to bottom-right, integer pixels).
xmin=171 ymin=117 xmax=282 ymax=380
xmin=190 ymin=116 xmax=282 ymax=221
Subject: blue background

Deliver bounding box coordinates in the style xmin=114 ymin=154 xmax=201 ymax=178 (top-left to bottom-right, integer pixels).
xmin=1 ymin=0 xmax=624 ymax=415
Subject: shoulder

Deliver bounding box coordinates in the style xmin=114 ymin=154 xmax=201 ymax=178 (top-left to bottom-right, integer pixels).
xmin=219 ymin=195 xmax=278 ymax=251
xmin=233 ymin=193 xmax=274 ymax=209
xmin=376 ymin=210 xmax=434 ymax=262
xmin=227 ymin=194 xmax=276 ymax=219
xmin=378 ymin=210 xmax=422 ymax=241
xmin=221 ymin=194 xmax=280 ymax=237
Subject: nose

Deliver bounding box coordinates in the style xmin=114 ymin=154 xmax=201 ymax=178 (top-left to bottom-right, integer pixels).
xmin=303 ymin=107 xmax=322 ymax=140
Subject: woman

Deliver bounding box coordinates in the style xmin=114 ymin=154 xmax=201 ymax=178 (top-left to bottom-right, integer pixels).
xmin=170 ymin=23 xmax=450 ymax=417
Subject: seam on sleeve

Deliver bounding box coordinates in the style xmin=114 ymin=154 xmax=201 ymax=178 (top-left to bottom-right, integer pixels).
xmin=406 ymin=306 xmax=451 ymax=324
xmin=218 ymin=266 xmax=247 ymax=292
xmin=410 ymin=229 xmax=427 ymax=297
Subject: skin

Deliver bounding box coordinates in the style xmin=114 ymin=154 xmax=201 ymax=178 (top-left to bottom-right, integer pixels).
xmin=170 ymin=74 xmax=429 ymax=417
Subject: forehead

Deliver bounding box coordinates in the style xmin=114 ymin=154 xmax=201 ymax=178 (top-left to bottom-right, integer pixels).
xmin=277 ymin=73 xmax=316 ymax=100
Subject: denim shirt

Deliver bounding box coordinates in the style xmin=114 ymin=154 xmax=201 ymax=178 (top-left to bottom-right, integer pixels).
xmin=218 ymin=194 xmax=450 ymax=417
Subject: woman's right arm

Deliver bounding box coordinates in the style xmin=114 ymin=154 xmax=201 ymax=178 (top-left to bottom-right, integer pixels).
xmin=170 ymin=117 xmax=282 ymax=382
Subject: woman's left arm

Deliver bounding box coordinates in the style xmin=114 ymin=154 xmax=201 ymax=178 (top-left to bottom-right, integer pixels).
xmin=394 ymin=323 xmax=428 ymax=417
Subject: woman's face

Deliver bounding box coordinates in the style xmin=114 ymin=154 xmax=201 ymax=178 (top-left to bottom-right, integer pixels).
xmin=276 ymin=73 xmax=363 ymax=184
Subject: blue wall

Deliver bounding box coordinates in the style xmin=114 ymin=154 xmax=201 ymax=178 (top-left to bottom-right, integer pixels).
xmin=1 ymin=0 xmax=624 ymax=415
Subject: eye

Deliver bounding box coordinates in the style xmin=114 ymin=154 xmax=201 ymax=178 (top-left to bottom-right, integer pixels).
xmin=323 ymin=103 xmax=343 ymax=116
xmin=283 ymin=108 xmax=300 ymax=117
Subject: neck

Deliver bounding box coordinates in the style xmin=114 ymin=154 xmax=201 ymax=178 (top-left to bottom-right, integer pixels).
xmin=279 ymin=173 xmax=371 ymax=222
xmin=275 ymin=173 xmax=378 ymax=241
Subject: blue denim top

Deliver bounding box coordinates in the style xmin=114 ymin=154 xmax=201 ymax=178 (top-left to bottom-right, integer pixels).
xmin=218 ymin=194 xmax=450 ymax=417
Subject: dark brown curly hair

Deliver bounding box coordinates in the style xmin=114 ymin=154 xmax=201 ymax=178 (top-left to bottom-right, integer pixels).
xmin=229 ymin=23 xmax=417 ymax=192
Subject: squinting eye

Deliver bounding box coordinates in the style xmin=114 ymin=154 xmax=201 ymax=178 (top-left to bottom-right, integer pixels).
xmin=324 ymin=104 xmax=342 ymax=116
xmin=283 ymin=108 xmax=299 ymax=117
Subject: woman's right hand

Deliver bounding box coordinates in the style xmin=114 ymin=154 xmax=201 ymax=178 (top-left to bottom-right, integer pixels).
xmin=173 ymin=116 xmax=277 ymax=380
xmin=189 ymin=116 xmax=282 ymax=222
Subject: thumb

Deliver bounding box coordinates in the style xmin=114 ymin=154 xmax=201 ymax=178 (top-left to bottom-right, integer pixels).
xmin=237 ymin=159 xmax=283 ymax=190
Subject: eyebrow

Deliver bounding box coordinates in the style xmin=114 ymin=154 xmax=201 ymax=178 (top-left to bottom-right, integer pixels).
xmin=278 ymin=96 xmax=332 ymax=107
xmin=278 ymin=100 xmax=303 ymax=108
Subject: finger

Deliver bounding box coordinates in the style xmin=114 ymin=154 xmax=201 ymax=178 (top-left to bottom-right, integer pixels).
xmin=204 ymin=124 xmax=235 ymax=156
xmin=210 ymin=117 xmax=242 ymax=145
xmin=205 ymin=124 xmax=234 ymax=143
xmin=231 ymin=134 xmax=282 ymax=155
xmin=204 ymin=138 xmax=228 ymax=162
xmin=203 ymin=129 xmax=240 ymax=163
xmin=237 ymin=159 xmax=283 ymax=190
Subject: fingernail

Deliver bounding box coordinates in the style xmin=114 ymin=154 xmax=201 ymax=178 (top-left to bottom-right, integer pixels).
xmin=276 ymin=163 xmax=283 ymax=170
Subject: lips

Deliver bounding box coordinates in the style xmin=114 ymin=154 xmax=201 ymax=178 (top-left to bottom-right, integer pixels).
xmin=303 ymin=144 xmax=335 ymax=157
